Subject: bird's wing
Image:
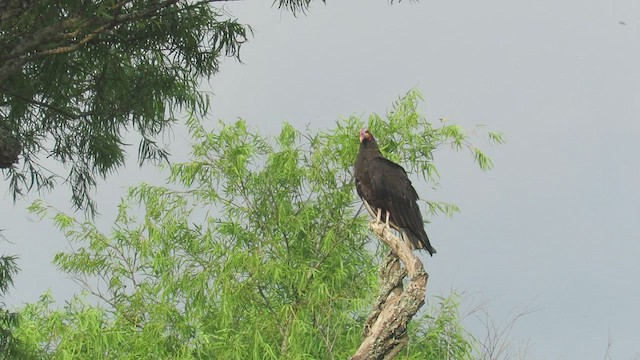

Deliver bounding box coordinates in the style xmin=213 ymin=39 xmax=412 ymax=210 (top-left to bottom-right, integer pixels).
xmin=369 ymin=158 xmax=424 ymax=234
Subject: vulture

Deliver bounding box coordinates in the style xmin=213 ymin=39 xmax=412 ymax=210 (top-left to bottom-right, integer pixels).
xmin=354 ymin=129 xmax=436 ymax=256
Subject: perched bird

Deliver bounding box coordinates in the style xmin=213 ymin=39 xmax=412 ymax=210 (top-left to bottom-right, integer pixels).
xmin=354 ymin=129 xmax=436 ymax=255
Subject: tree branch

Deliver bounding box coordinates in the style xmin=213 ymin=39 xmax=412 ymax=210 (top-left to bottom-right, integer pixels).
xmin=0 ymin=0 xmax=184 ymax=83
xmin=351 ymin=222 xmax=428 ymax=360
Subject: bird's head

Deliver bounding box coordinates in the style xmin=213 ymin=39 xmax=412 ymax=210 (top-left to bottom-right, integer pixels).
xmin=359 ymin=128 xmax=374 ymax=143
xmin=357 ymin=128 xmax=382 ymax=157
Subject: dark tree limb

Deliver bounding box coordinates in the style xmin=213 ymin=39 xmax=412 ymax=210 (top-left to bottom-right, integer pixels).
xmin=351 ymin=221 xmax=428 ymax=360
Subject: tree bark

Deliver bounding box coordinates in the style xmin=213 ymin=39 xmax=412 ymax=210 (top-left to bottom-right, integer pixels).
xmin=351 ymin=222 xmax=429 ymax=360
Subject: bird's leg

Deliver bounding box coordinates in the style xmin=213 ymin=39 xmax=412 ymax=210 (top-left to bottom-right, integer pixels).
xmin=376 ymin=208 xmax=382 ymax=225
xmin=385 ymin=211 xmax=391 ymax=230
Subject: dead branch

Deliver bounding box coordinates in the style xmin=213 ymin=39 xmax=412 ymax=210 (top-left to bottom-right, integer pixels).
xmin=351 ymin=221 xmax=428 ymax=360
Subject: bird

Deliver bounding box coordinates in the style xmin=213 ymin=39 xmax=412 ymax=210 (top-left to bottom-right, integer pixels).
xmin=354 ymin=128 xmax=436 ymax=256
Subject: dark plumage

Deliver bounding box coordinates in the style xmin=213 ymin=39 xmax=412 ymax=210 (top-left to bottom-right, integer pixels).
xmin=354 ymin=129 xmax=436 ymax=255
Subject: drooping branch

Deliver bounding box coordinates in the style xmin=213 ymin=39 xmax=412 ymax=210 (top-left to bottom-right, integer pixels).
xmin=0 ymin=0 xmax=181 ymax=84
xmin=0 ymin=0 xmax=244 ymax=84
xmin=0 ymin=0 xmax=252 ymax=213
xmin=351 ymin=221 xmax=428 ymax=360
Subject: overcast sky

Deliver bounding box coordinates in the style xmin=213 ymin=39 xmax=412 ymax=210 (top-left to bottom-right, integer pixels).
xmin=3 ymin=1 xmax=640 ymax=359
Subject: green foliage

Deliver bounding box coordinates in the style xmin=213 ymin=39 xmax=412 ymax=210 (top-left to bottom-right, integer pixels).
xmin=0 ymin=253 xmax=17 ymax=296
xmin=1 ymin=233 xmax=37 ymax=360
xmin=0 ymin=253 xmax=19 ymax=359
xmin=15 ymin=92 xmax=499 ymax=359
xmin=405 ymin=294 xmax=474 ymax=360
xmin=0 ymin=0 xmax=250 ymax=214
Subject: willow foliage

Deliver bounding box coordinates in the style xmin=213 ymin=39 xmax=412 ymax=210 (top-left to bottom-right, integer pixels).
xmin=17 ymin=91 xmax=500 ymax=359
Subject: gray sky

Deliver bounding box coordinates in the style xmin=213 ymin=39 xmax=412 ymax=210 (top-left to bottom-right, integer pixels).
xmin=3 ymin=1 xmax=640 ymax=359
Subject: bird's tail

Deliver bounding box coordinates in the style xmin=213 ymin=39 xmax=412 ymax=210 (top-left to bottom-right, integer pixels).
xmin=402 ymin=230 xmax=437 ymax=256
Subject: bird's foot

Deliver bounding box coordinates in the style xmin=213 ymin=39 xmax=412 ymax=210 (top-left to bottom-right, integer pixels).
xmin=384 ymin=211 xmax=391 ymax=230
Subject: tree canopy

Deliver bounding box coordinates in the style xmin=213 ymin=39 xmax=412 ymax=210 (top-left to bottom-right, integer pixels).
xmin=9 ymin=92 xmax=501 ymax=359
xmin=0 ymin=0 xmax=256 ymax=214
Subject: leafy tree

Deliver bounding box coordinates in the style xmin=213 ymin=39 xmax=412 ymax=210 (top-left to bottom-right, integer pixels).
xmin=0 ymin=0 xmax=321 ymax=214
xmin=1 ymin=2 xmax=247 ymax=357
xmin=14 ymin=92 xmax=501 ymax=358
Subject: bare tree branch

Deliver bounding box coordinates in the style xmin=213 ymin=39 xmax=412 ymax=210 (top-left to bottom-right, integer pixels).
xmin=351 ymin=221 xmax=428 ymax=360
